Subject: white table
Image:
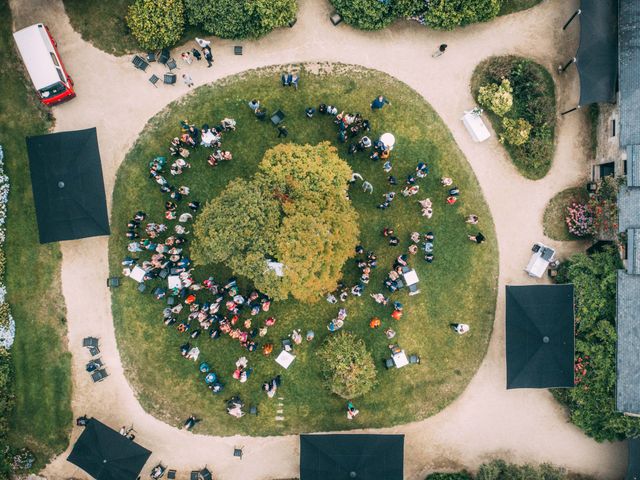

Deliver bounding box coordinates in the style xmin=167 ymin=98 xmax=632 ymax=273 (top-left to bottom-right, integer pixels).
xmin=168 ymin=275 xmax=183 ymax=290
xmin=403 ymin=269 xmax=419 ymax=286
xmin=525 ymin=244 xmax=556 ymax=278
xmin=392 ymin=350 xmax=409 ymax=369
xmin=200 ymin=130 xmax=218 ymax=147
xmin=129 ymin=265 xmax=146 ymax=283
xmin=462 ymin=111 xmax=491 ymax=142
xmin=275 ymin=350 xmax=296 ymax=369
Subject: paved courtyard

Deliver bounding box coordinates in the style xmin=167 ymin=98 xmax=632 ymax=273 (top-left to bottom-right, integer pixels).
xmin=8 ymin=0 xmax=627 ymax=478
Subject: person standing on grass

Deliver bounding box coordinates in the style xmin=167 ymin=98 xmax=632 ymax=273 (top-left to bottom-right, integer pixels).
xmin=432 ymin=44 xmax=448 ymax=57
xmin=182 ymin=73 xmax=194 ymax=88
xmin=371 ymin=95 xmax=391 ymax=110
xmin=277 ymin=124 xmax=289 ymax=138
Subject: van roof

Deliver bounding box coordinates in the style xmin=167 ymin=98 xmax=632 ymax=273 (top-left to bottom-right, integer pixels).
xmin=13 ymin=23 xmax=62 ymax=90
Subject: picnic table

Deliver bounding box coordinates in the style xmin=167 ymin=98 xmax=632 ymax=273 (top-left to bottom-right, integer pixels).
xmin=275 ymin=350 xmax=296 ymax=369
xmin=392 ymin=350 xmax=409 ymax=368
xmin=462 ymin=109 xmax=490 ymax=142
xmin=129 ymin=265 xmax=146 ymax=283
xmin=167 ymin=275 xmax=183 ymax=290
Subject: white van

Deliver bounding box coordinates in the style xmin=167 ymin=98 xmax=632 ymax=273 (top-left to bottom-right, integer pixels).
xmin=13 ymin=23 xmax=75 ymax=105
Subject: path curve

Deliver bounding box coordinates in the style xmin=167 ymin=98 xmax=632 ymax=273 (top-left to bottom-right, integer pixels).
xmin=9 ymin=0 xmax=626 ymax=478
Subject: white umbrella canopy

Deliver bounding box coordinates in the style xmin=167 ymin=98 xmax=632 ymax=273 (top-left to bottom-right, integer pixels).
xmin=380 ymin=132 xmax=396 ymax=149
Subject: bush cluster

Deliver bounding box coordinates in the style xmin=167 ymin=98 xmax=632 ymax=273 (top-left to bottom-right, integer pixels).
xmin=330 ymin=0 xmax=502 ymax=31
xmin=126 ymin=0 xmax=296 ymax=50
xmin=477 ymin=78 xmax=513 ymax=117
xmin=427 ymin=459 xmax=591 ymax=480
xmin=317 ymin=331 xmax=377 ymax=399
xmin=184 ymin=0 xmax=297 ymax=39
xmin=553 ymin=247 xmax=640 ymax=441
xmin=471 ymin=56 xmax=556 ymax=179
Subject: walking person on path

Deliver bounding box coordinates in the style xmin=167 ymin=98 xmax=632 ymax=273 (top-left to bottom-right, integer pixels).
xmin=182 ymin=73 xmax=194 ymax=88
xmin=195 ymin=37 xmax=210 ymax=48
xmin=203 ymin=46 xmax=213 ymax=68
xmin=432 ymin=44 xmax=448 ymax=57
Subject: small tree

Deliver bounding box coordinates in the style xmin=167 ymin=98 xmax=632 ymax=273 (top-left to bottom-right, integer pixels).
xmin=317 ymin=332 xmax=377 ymax=399
xmin=127 ymin=0 xmax=185 ymax=51
xmin=477 ymin=78 xmax=513 ymax=117
xmin=500 ymin=117 xmax=532 ymax=146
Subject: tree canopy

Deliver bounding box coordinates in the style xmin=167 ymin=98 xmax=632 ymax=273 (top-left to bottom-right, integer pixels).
xmin=126 ymin=0 xmax=185 ymax=51
xmin=184 ymin=0 xmax=297 ymax=39
xmin=317 ymin=331 xmax=377 ymax=399
xmin=192 ymin=142 xmax=359 ymax=302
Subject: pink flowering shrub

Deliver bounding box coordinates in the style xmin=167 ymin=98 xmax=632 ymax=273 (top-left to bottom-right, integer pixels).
xmin=565 ymin=202 xmax=595 ymax=237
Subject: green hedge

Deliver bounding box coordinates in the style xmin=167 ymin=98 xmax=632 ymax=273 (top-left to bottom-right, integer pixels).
xmin=427 ymin=459 xmax=592 ymax=480
xmin=553 ymin=247 xmax=640 ymax=441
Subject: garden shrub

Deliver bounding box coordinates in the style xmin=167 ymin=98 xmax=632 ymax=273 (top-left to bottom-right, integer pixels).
xmin=0 ymin=349 xmax=13 ymax=479
xmin=565 ymin=203 xmax=595 ymax=237
xmin=477 ymin=460 xmax=572 ymax=480
xmin=424 ymin=0 xmax=501 ymax=30
xmin=126 ymin=0 xmax=185 ymax=51
xmin=426 ymin=472 xmax=472 ymax=480
xmin=329 ymin=0 xmax=395 ymax=30
xmin=317 ymin=331 xmax=377 ymax=398
xmin=499 ymin=117 xmax=531 ymax=146
xmin=477 ymin=78 xmax=513 ymax=116
xmin=553 ymin=247 xmax=640 ymax=441
xmin=471 ymin=56 xmax=556 ymax=179
xmin=185 ymin=0 xmax=297 ymax=39
xmin=192 ymin=143 xmax=359 ymax=302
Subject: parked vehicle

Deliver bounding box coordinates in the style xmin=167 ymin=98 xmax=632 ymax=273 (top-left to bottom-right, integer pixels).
xmin=13 ymin=23 xmax=75 ymax=105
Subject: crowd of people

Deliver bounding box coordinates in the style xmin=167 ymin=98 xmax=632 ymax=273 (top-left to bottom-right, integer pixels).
xmin=122 ymin=78 xmax=489 ymax=425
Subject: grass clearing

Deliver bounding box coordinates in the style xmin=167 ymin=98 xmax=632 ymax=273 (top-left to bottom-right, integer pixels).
xmin=0 ymin=0 xmax=71 ymax=469
xmin=109 ymin=64 xmax=498 ymax=435
xmin=543 ymin=187 xmax=590 ymax=241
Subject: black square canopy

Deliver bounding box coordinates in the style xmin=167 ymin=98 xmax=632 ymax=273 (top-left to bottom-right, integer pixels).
xmin=506 ymin=284 xmax=575 ymax=389
xmin=300 ymin=434 xmax=403 ymax=480
xmin=26 ymin=127 xmax=110 ymax=243
xmin=576 ymin=0 xmax=618 ymax=105
xmin=67 ymin=418 xmax=151 ymax=480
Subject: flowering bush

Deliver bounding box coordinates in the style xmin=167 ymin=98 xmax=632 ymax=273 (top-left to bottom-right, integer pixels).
xmin=499 ymin=117 xmax=532 ymax=146
xmin=0 ymin=147 xmax=12 ymax=350
xmin=477 ymin=78 xmax=513 ymax=117
xmin=565 ymin=202 xmax=595 ymax=237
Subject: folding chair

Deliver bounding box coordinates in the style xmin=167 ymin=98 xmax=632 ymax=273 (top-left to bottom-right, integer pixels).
xmin=164 ymin=73 xmax=177 ymax=85
xmin=166 ymin=58 xmax=178 ymax=71
xmin=146 ymin=51 xmax=156 ymax=62
xmin=132 ymin=55 xmax=149 ymax=71
xmin=384 ymin=358 xmax=394 ymax=369
xmin=106 ymin=277 xmax=120 ymax=288
xmin=200 ymin=468 xmax=212 ymax=480
xmin=149 ymin=74 xmax=160 ymax=88
xmin=91 ymin=369 xmax=108 ymax=383
xmin=88 ymin=345 xmax=100 ymax=357
xmin=270 ymin=110 xmax=285 ymax=126
xmin=233 ymin=446 xmax=244 ymax=459
xmin=409 ymin=354 xmax=420 ymax=364
xmin=138 ymin=283 xmax=147 ymax=293
xmin=82 ymin=337 xmax=99 ymax=348
xmin=190 ymin=471 xmax=199 ymax=480
xmin=234 ymin=46 xmax=243 ymax=55
xmin=158 ymin=48 xmax=170 ymax=65
xmin=167 ymin=470 xmax=176 ymax=480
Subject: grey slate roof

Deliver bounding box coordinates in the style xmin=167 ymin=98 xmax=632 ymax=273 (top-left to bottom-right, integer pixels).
xmin=618 ymin=186 xmax=640 ymax=232
xmin=628 ymin=145 xmax=640 ymax=187
xmin=627 ymin=229 xmax=640 ymax=274
xmin=619 ymin=0 xmax=640 ymax=146
xmin=616 ymin=271 xmax=640 ymax=413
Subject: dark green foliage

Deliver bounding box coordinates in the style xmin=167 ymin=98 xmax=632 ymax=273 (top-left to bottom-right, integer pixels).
xmin=126 ymin=0 xmax=185 ymax=50
xmin=471 ymin=56 xmax=556 ymax=179
xmin=426 ymin=472 xmax=473 ymax=480
xmin=392 ymin=0 xmax=428 ymax=17
xmin=0 ymin=349 xmax=13 ymax=479
xmin=553 ymin=247 xmax=640 ymax=441
xmin=424 ymin=0 xmax=501 ymax=30
xmin=329 ymin=0 xmax=395 ymax=30
xmin=477 ymin=460 xmax=573 ymax=480
xmin=184 ymin=0 xmax=297 ymax=39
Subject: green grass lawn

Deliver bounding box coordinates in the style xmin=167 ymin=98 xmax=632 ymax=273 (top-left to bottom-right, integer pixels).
xmin=471 ymin=56 xmax=556 ymax=180
xmin=499 ymin=0 xmax=543 ymax=16
xmin=109 ymin=64 xmax=498 ymax=435
xmin=0 ymin=0 xmax=72 ymax=469
xmin=543 ymin=187 xmax=590 ymax=241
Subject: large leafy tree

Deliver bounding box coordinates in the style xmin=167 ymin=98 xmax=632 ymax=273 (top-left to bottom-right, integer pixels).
xmin=126 ymin=0 xmax=185 ymax=50
xmin=317 ymin=332 xmax=377 ymax=399
xmin=192 ymin=143 xmax=359 ymax=302
xmin=184 ymin=0 xmax=297 ymax=39
xmin=553 ymin=247 xmax=640 ymax=441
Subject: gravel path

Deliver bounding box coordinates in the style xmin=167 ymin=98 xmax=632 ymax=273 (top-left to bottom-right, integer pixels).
xmin=9 ymin=0 xmax=626 ymax=478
